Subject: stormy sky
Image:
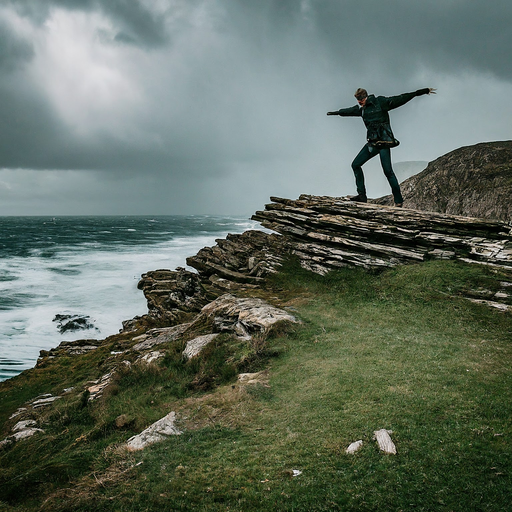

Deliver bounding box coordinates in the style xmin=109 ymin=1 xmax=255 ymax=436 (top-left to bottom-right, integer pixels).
xmin=0 ymin=0 xmax=511 ymax=215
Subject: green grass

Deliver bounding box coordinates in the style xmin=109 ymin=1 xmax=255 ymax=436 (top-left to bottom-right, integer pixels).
xmin=1 ymin=260 xmax=512 ymax=511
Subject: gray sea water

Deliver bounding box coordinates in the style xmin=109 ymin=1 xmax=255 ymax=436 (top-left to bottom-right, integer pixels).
xmin=0 ymin=215 xmax=257 ymax=381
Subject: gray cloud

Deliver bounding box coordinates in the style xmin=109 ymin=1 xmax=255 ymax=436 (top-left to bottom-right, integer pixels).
xmin=0 ymin=0 xmax=511 ymax=214
xmin=0 ymin=19 xmax=34 ymax=71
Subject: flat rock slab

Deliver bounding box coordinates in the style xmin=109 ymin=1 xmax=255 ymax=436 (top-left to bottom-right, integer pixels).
xmin=126 ymin=411 xmax=182 ymax=451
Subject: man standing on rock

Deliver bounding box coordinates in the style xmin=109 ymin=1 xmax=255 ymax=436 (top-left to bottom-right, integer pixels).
xmin=327 ymin=87 xmax=436 ymax=207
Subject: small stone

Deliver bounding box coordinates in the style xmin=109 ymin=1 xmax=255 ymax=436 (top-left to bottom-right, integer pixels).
xmin=12 ymin=428 xmax=44 ymax=441
xmin=373 ymin=429 xmax=396 ymax=455
xmin=346 ymin=440 xmax=363 ymax=454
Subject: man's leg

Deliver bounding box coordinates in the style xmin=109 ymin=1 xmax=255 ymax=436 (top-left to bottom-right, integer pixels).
xmin=351 ymin=145 xmax=375 ymax=200
xmin=379 ymin=148 xmax=404 ymax=205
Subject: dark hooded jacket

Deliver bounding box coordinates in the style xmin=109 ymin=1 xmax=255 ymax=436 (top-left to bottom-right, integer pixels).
xmin=335 ymin=88 xmax=430 ymax=147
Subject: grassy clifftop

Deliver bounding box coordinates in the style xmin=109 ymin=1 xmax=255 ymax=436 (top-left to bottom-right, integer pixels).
xmin=1 ymin=259 xmax=512 ymax=511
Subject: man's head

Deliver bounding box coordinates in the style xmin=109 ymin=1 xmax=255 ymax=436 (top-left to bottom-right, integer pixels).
xmin=354 ymin=88 xmax=368 ymax=106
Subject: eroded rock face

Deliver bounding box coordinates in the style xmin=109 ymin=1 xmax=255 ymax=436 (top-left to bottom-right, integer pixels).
xmin=375 ymin=141 xmax=512 ymax=221
xmin=133 ymin=267 xmax=211 ymax=328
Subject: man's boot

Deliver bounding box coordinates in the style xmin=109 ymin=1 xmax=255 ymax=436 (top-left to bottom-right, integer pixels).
xmin=349 ymin=194 xmax=367 ymax=203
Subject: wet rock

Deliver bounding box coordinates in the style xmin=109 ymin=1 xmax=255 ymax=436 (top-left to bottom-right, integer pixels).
xmin=53 ymin=314 xmax=98 ymax=334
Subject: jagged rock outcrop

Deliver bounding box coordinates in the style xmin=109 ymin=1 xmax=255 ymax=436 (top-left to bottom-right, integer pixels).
xmin=374 ymin=141 xmax=512 ymax=221
xmin=124 ymin=267 xmax=212 ymax=330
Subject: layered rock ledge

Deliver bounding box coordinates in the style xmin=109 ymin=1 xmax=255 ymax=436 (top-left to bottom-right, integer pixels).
xmin=252 ymin=195 xmax=512 ymax=275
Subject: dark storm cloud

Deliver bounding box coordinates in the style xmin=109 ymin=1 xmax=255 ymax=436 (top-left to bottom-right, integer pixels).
xmin=8 ymin=0 xmax=169 ymax=47
xmin=0 ymin=0 xmax=511 ymax=214
xmin=310 ymin=0 xmax=512 ymax=81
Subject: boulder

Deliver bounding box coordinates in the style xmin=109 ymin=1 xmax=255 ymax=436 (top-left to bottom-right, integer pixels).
xmin=190 ymin=294 xmax=299 ymax=339
xmin=187 ymin=230 xmax=288 ymax=285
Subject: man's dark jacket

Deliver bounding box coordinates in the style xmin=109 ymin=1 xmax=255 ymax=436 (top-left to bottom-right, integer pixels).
xmin=335 ymin=88 xmax=430 ymax=147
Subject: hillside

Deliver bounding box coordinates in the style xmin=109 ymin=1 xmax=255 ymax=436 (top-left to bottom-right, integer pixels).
xmin=1 ymin=194 xmax=512 ymax=511
xmin=374 ymin=141 xmax=512 ymax=221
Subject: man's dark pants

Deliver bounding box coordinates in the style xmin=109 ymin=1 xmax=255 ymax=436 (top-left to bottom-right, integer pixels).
xmin=351 ymin=145 xmax=404 ymax=204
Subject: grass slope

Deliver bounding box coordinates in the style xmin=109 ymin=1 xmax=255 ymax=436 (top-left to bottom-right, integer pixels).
xmin=1 ymin=260 xmax=511 ymax=511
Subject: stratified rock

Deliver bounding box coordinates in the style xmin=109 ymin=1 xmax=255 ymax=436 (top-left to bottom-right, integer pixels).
xmin=87 ymin=371 xmax=115 ymax=401
xmin=131 ymin=323 xmax=192 ymax=351
xmin=186 ymin=230 xmax=288 ymax=285
xmin=37 ymin=339 xmax=99 ymax=365
xmin=126 ymin=411 xmax=182 ymax=451
xmin=252 ymin=195 xmax=512 ymax=276
xmin=374 ymin=141 xmax=512 ymax=221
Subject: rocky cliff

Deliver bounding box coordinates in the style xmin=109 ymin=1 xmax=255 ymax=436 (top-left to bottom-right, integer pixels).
xmin=374 ymin=141 xmax=512 ymax=221
xmin=136 ymin=194 xmax=512 ymax=319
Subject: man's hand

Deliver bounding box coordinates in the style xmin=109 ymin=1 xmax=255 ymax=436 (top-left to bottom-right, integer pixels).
xmin=428 ymin=88 xmax=437 ymax=94
xmin=326 ymin=111 xmax=339 ymax=115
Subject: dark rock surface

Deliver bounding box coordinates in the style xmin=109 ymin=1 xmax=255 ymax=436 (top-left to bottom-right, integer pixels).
xmin=374 ymin=141 xmax=512 ymax=221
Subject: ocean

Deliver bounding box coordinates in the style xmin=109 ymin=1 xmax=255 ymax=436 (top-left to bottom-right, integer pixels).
xmin=0 ymin=215 xmax=258 ymax=382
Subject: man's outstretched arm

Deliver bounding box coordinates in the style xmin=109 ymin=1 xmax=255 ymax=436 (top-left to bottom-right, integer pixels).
xmin=326 ymin=105 xmax=361 ymax=116
xmin=385 ymin=88 xmax=435 ymax=110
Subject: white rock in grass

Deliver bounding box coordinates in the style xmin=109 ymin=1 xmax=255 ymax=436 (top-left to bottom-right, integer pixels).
xmin=183 ymin=334 xmax=219 ymax=359
xmin=373 ymin=429 xmax=396 ymax=454
xmin=346 ymin=440 xmax=363 ymax=454
xmin=126 ymin=412 xmax=182 ymax=451
xmin=12 ymin=420 xmax=37 ymax=432
xmin=12 ymin=428 xmax=44 ymax=441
